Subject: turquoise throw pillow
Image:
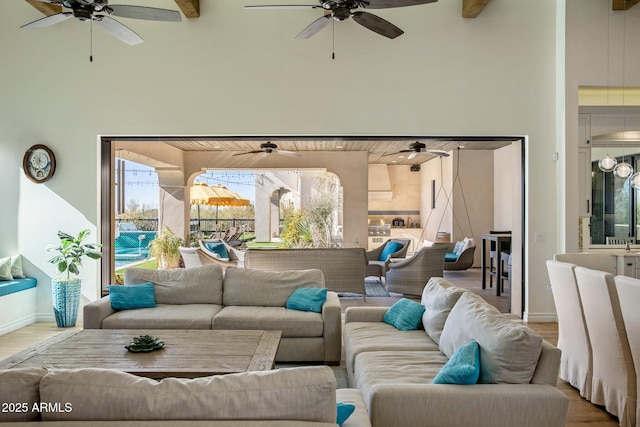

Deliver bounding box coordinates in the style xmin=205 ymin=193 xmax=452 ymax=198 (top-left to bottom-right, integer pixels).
xmin=379 ymin=241 xmax=403 ymax=261
xmin=444 ymin=252 xmax=459 ymax=262
xmin=336 ymin=402 xmax=356 ymax=426
xmin=204 ymin=241 xmax=229 ymax=259
xmin=432 ymin=340 xmax=481 ymax=385
xmin=108 ymin=282 xmax=157 ymax=310
xmin=383 ymin=298 xmax=426 ymax=331
xmin=286 ymin=287 xmax=327 ymax=313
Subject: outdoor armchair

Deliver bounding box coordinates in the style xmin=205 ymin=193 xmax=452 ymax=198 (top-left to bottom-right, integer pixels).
xmin=365 ymin=238 xmax=411 ymax=280
xmin=385 ymin=245 xmax=447 ymax=297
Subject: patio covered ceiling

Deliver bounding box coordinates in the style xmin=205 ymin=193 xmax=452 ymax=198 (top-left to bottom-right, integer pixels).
xmin=114 ymin=137 xmax=516 ymax=165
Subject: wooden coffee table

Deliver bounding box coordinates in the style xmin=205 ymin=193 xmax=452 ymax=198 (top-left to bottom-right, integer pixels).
xmin=0 ymin=329 xmax=281 ymax=379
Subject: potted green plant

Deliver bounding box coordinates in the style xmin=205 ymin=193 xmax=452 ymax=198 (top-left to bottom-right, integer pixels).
xmin=47 ymin=229 xmax=102 ymax=327
xmin=148 ymin=226 xmax=183 ymax=269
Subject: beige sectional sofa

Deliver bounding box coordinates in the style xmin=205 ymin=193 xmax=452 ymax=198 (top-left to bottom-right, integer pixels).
xmin=0 ymin=366 xmax=371 ymax=426
xmin=84 ymin=265 xmax=341 ymax=363
xmin=343 ymin=277 xmax=569 ymax=427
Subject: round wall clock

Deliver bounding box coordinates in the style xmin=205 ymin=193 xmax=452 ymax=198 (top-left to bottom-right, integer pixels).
xmin=23 ymin=144 xmax=56 ymax=183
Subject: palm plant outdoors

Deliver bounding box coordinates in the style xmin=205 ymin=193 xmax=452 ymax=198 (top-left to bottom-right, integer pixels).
xmin=46 ymin=229 xmax=102 ymax=280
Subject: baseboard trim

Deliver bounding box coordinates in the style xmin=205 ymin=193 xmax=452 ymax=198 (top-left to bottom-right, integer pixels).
xmin=0 ymin=315 xmax=37 ymax=335
xmin=523 ymin=312 xmax=558 ymax=322
xmin=36 ymin=314 xmax=56 ymax=323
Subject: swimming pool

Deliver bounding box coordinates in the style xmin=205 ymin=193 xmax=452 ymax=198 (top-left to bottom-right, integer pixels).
xmin=115 ymin=231 xmax=156 ymax=268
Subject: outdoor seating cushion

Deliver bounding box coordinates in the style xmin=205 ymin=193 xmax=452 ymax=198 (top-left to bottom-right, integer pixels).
xmin=101 ymin=304 xmax=222 ymax=330
xmin=204 ymin=241 xmax=230 ymax=261
xmin=379 ymin=241 xmax=404 ymax=261
xmin=439 ymin=292 xmax=543 ymax=384
xmin=213 ymin=306 xmax=324 ymax=337
xmin=343 ymin=322 xmax=439 ymax=377
xmin=38 ymin=366 xmax=337 ymax=423
xmin=124 ymin=264 xmax=223 ymax=305
xmin=445 ymin=252 xmax=459 ymax=262
xmin=223 ymin=267 xmax=324 ymax=307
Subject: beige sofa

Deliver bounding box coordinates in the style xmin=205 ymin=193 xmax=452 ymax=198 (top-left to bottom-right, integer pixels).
xmin=84 ymin=265 xmax=341 ymax=363
xmin=343 ymin=277 xmax=569 ymax=427
xmin=0 ymin=366 xmax=371 ymax=426
xmin=244 ymin=248 xmax=367 ymax=299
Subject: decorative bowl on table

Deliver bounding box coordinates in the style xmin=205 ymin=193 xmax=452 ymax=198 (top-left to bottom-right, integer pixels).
xmin=125 ymin=335 xmax=165 ymax=353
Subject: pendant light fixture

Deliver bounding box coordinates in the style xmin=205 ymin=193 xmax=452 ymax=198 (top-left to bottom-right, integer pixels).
xmin=598 ymin=5 xmax=618 ymax=173
xmin=614 ymin=2 xmax=633 ymax=180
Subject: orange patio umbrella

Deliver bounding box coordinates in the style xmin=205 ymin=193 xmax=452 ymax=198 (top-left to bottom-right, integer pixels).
xmin=190 ymin=183 xmax=251 ymax=232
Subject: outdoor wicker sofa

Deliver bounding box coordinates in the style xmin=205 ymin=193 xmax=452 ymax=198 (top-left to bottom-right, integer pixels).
xmin=244 ymin=248 xmax=368 ymax=299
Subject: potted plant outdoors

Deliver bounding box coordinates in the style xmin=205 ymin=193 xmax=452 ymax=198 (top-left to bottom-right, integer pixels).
xmin=148 ymin=226 xmax=183 ymax=270
xmin=47 ymin=229 xmax=102 ymax=328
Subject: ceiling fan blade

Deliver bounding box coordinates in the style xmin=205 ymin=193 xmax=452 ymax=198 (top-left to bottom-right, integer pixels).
xmin=364 ymin=0 xmax=437 ymax=9
xmin=93 ymin=16 xmax=143 ymax=45
xmin=295 ymin=14 xmax=331 ymax=39
xmin=425 ymin=150 xmax=450 ymax=157
xmin=21 ymin=12 xmax=71 ymax=29
xmin=408 ymin=152 xmax=418 ymax=160
xmin=232 ymin=150 xmax=264 ymax=156
xmin=276 ymin=150 xmax=302 ymax=157
xmin=351 ymin=11 xmax=403 ymax=39
xmin=109 ymin=5 xmax=182 ymax=22
xmin=244 ymin=5 xmax=321 ymax=9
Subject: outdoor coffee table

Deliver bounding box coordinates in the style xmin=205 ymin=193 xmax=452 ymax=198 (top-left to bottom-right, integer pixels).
xmin=0 ymin=329 xmax=281 ymax=379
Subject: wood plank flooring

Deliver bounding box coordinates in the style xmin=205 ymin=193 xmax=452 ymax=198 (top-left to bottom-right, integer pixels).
xmin=0 ymin=269 xmax=620 ymax=426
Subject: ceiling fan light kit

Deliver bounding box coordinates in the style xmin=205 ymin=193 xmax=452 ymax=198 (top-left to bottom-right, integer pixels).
xmin=246 ymin=0 xmax=437 ymax=39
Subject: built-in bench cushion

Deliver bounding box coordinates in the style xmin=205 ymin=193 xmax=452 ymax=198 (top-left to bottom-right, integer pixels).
xmin=343 ymin=322 xmax=439 ymax=376
xmin=124 ymin=264 xmax=223 ymax=305
xmin=213 ymin=306 xmax=324 ymax=337
xmin=101 ymin=304 xmax=222 ymax=329
xmin=439 ymin=292 xmax=543 ymax=384
xmin=39 ymin=366 xmax=337 ymax=423
xmin=0 ymin=277 xmax=37 ymax=297
xmin=420 ymin=277 xmax=467 ymax=345
xmin=223 ymin=267 xmax=324 ymax=307
xmin=0 ymin=367 xmax=47 ymax=422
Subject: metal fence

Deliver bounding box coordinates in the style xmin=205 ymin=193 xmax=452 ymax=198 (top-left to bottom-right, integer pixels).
xmin=115 ymin=218 xmax=256 ymax=234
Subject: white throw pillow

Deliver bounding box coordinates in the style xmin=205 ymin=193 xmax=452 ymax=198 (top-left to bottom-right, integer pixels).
xmin=0 ymin=257 xmax=13 ymax=281
xmin=10 ymin=255 xmax=25 ymax=278
xmin=456 ymin=238 xmax=475 ymax=255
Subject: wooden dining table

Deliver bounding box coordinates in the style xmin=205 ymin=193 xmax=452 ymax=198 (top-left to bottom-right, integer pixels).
xmin=480 ymin=233 xmax=512 ymax=296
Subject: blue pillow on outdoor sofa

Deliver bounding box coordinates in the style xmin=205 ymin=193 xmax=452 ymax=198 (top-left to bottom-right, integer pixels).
xmin=108 ymin=282 xmax=157 ymax=310
xmin=286 ymin=287 xmax=328 ymax=313
xmin=204 ymin=241 xmax=229 ymax=260
xmin=383 ymin=298 xmax=425 ymax=331
xmin=379 ymin=241 xmax=403 ymax=261
xmin=432 ymin=340 xmax=480 ymax=385
xmin=445 ymin=252 xmax=459 ymax=262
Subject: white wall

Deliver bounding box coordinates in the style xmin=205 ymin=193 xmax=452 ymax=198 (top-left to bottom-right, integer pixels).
xmin=1 ymin=0 xmax=562 ymax=321
xmin=494 ymin=145 xmax=514 ymax=231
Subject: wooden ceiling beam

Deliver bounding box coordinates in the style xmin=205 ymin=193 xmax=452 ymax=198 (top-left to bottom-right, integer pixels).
xmin=462 ymin=0 xmax=491 ymax=18
xmin=24 ymin=0 xmax=61 ymax=16
xmin=612 ymin=0 xmax=640 ymax=10
xmin=174 ymin=0 xmax=200 ymax=18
